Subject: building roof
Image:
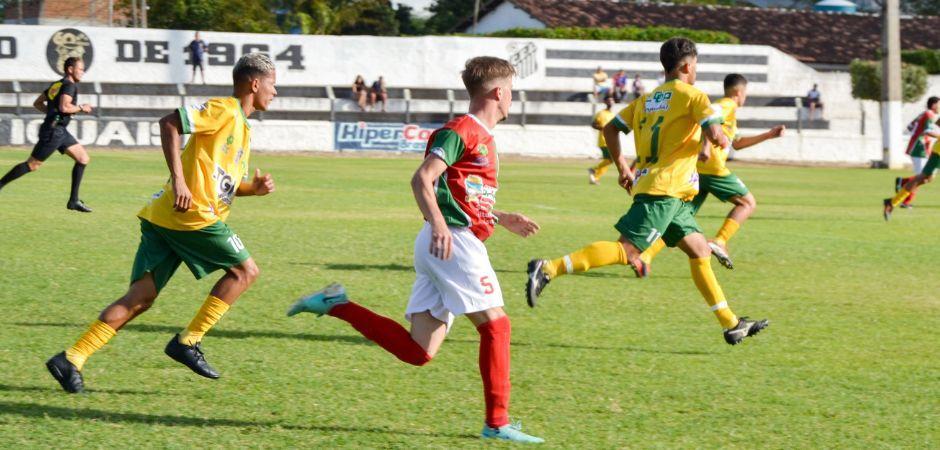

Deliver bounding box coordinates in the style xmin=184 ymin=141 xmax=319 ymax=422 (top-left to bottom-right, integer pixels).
xmin=462 ymin=0 xmax=940 ymax=65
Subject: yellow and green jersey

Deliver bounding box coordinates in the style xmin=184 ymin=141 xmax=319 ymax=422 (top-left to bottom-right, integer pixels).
xmin=593 ymin=108 xmax=616 ymax=148
xmin=138 ymin=97 xmax=252 ymax=231
xmin=697 ymin=97 xmax=738 ymax=177
xmin=614 ymin=80 xmax=719 ymax=201
xmin=614 ymin=94 xmax=646 ymax=164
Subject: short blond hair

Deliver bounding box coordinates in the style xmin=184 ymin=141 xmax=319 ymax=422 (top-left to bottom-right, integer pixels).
xmin=233 ymin=52 xmax=275 ymax=85
xmin=461 ymin=56 xmax=516 ymax=97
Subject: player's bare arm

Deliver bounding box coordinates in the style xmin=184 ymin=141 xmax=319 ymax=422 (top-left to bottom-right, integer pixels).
xmin=411 ymin=155 xmax=452 ymax=260
xmin=702 ymin=122 xmax=730 ymax=149
xmin=32 ymin=93 xmax=48 ymax=113
xmin=59 ymin=93 xmax=92 ymax=115
xmin=733 ymin=125 xmax=786 ymax=150
xmin=699 ymin=138 xmax=712 ymax=162
xmin=157 ymin=111 xmax=192 ymax=212
xmin=602 ymin=120 xmax=636 ymax=192
xmin=236 ymin=168 xmax=276 ymax=196
xmin=493 ymin=211 xmax=539 ymax=238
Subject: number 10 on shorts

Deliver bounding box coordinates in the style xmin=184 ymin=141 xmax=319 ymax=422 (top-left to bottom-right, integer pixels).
xmin=645 ymin=228 xmax=661 ymax=244
xmin=227 ymin=235 xmax=245 ymax=252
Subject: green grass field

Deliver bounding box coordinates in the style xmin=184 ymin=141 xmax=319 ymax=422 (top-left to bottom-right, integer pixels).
xmin=0 ymin=148 xmax=936 ymax=448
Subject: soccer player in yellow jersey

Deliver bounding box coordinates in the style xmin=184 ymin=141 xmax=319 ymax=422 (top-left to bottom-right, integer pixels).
xmin=526 ymin=38 xmax=769 ymax=345
xmin=46 ymin=53 xmax=278 ymax=393
xmin=641 ymin=74 xmax=784 ymax=269
xmin=588 ymin=96 xmax=617 ymax=184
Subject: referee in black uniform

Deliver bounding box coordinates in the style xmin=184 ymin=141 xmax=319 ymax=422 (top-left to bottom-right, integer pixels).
xmin=0 ymin=57 xmax=94 ymax=212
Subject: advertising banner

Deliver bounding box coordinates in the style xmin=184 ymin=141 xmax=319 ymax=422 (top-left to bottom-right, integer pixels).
xmin=334 ymin=121 xmax=441 ymax=152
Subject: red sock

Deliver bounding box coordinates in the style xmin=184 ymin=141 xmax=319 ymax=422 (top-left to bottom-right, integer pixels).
xmin=904 ymin=190 xmax=916 ymax=205
xmin=478 ymin=316 xmax=511 ymax=428
xmin=329 ymin=302 xmax=431 ymax=366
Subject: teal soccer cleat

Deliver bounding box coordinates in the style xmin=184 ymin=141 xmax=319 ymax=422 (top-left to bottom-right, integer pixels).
xmin=286 ymin=283 xmax=348 ymax=317
xmin=481 ymin=421 xmax=545 ymax=444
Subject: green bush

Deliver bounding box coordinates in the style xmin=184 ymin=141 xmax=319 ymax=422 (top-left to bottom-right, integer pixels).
xmin=901 ymin=49 xmax=940 ymax=74
xmin=486 ymin=26 xmax=739 ymax=44
xmin=850 ymin=59 xmax=928 ymax=103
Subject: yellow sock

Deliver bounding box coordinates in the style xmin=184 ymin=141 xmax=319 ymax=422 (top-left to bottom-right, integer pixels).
xmin=593 ymin=159 xmax=612 ymax=178
xmin=179 ymin=295 xmax=230 ymax=346
xmin=689 ymin=258 xmax=738 ymax=329
xmin=640 ymin=238 xmax=666 ymax=265
xmin=714 ymin=218 xmax=740 ymax=246
xmin=544 ymin=241 xmax=627 ymax=278
xmin=891 ymin=188 xmax=911 ymax=207
xmin=65 ymin=320 xmax=117 ymax=371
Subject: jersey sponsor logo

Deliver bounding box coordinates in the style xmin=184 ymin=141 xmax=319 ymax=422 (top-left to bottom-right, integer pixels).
xmin=46 ymin=29 xmax=93 ymax=75
xmin=645 ymin=91 xmax=673 ymax=113
xmin=464 ymin=174 xmax=498 ymax=222
xmin=214 ymin=164 xmax=237 ymax=205
xmin=47 ymin=82 xmax=62 ymax=100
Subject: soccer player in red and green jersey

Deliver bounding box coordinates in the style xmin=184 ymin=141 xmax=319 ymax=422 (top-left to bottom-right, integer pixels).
xmin=892 ymin=96 xmax=939 ymax=208
xmin=288 ymin=57 xmax=544 ymax=443
xmin=46 ymin=53 xmax=277 ymax=393
xmin=885 ymin=97 xmax=940 ymax=220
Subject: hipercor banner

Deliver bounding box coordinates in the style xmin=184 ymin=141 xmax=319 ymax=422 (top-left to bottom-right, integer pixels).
xmin=334 ymin=122 xmax=441 ymax=152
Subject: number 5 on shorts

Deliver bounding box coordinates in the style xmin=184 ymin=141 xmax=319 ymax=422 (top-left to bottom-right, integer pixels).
xmin=480 ymin=276 xmax=495 ymax=295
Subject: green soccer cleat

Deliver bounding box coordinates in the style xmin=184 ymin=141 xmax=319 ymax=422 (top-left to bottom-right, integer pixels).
xmin=481 ymin=421 xmax=544 ymax=444
xmin=287 ymin=283 xmax=348 ymax=317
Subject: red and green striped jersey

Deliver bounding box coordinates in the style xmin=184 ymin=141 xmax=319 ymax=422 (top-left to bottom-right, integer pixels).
xmin=906 ymin=110 xmax=937 ymax=156
xmin=425 ymin=114 xmax=499 ymax=242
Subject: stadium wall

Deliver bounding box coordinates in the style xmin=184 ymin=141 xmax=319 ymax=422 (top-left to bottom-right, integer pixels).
xmin=1 ymin=24 xmax=938 ymax=165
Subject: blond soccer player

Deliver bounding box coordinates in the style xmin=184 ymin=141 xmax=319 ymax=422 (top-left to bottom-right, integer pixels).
xmin=46 ymin=53 xmax=277 ymax=393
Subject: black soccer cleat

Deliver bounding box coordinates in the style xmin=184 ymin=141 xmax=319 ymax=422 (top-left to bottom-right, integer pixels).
xmin=723 ymin=317 xmax=769 ymax=345
xmin=165 ymin=334 xmax=220 ymax=379
xmin=894 ymin=177 xmax=903 ymax=193
xmin=525 ymin=259 xmax=551 ymax=308
xmin=46 ymin=351 xmax=84 ymax=393
xmin=883 ymin=198 xmax=893 ymax=222
xmin=66 ymin=199 xmax=93 ymax=213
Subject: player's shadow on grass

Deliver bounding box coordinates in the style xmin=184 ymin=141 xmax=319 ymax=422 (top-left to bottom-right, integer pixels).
xmin=0 ymin=401 xmax=475 ymax=439
xmin=444 ymin=339 xmax=716 ymax=355
xmin=15 ymin=322 xmax=370 ymax=346
xmin=0 ymin=383 xmax=158 ymax=396
xmin=291 ymin=262 xmax=414 ymax=272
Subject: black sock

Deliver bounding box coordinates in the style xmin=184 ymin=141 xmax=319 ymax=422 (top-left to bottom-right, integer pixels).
xmin=69 ymin=163 xmax=86 ymax=202
xmin=0 ymin=162 xmax=31 ymax=189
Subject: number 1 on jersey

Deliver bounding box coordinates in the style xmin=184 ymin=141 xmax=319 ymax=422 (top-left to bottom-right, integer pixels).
xmin=648 ymin=116 xmax=664 ymax=164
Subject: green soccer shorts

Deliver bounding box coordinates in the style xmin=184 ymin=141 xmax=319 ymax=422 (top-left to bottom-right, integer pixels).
xmin=921 ymin=152 xmax=940 ymax=177
xmin=614 ymin=195 xmax=703 ymax=251
xmin=691 ymin=173 xmax=750 ymax=214
xmin=130 ymin=219 xmax=251 ymax=293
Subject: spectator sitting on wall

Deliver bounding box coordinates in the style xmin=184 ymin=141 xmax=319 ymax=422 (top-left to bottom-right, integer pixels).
xmin=593 ymin=66 xmax=610 ymax=100
xmin=187 ymin=32 xmax=208 ymax=85
xmin=612 ymin=70 xmax=628 ymax=102
xmin=369 ymin=76 xmax=388 ymax=112
xmin=632 ymin=74 xmax=645 ymax=100
xmin=352 ymin=75 xmax=368 ymax=111
xmin=807 ymin=83 xmax=823 ymax=120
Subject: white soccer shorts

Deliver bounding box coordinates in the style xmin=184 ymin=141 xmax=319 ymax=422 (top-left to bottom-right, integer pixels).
xmin=405 ymin=223 xmax=503 ymax=331
xmin=912 ymin=156 xmax=926 ymax=175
